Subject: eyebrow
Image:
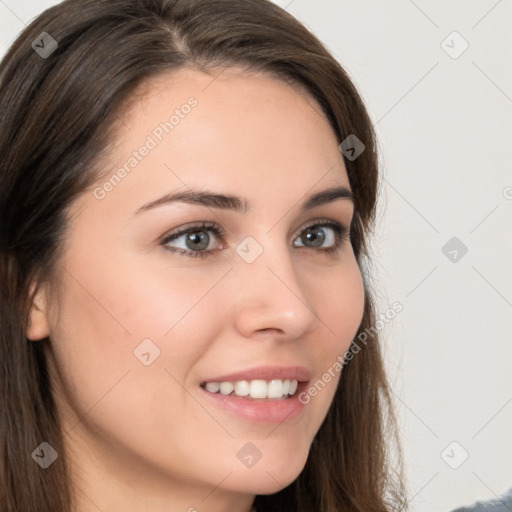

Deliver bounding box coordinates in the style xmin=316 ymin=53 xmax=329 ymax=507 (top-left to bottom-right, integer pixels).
xmin=134 ymin=185 xmax=355 ymax=215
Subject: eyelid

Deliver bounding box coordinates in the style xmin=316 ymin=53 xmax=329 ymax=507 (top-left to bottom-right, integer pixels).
xmin=291 ymin=217 xmax=349 ymax=240
xmin=160 ymin=221 xmax=220 ymax=241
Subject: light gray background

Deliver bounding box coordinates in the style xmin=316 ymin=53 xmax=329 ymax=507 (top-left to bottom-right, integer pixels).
xmin=1 ymin=1 xmax=511 ymax=510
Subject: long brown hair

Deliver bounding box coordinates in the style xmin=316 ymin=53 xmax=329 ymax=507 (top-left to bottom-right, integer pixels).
xmin=0 ymin=0 xmax=408 ymax=510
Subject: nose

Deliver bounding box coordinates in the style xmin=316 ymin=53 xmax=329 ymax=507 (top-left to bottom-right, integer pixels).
xmin=231 ymin=239 xmax=319 ymax=341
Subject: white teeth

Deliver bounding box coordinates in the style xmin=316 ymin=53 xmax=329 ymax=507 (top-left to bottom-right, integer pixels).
xmin=219 ymin=382 xmax=234 ymax=395
xmin=205 ymin=382 xmax=220 ymax=393
xmin=267 ymin=379 xmax=283 ymax=398
xmin=249 ymin=379 xmax=267 ymax=398
xmin=202 ymin=379 xmax=299 ymax=399
xmin=234 ymin=380 xmax=250 ymax=396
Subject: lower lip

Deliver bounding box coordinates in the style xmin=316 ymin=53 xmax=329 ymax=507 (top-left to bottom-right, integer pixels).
xmin=199 ymin=382 xmax=308 ymax=424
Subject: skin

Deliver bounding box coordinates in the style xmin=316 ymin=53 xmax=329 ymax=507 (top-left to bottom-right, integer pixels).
xmin=27 ymin=66 xmax=365 ymax=512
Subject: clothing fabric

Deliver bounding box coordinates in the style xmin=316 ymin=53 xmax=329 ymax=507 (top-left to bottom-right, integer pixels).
xmin=449 ymin=486 xmax=512 ymax=512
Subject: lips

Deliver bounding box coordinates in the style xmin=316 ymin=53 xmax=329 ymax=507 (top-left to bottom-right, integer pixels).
xmin=198 ymin=367 xmax=310 ymax=423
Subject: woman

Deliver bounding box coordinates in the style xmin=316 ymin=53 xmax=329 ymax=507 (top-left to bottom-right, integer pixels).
xmin=0 ymin=0 xmax=407 ymax=510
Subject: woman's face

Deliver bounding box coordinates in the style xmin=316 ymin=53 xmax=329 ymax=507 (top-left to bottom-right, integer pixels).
xmin=29 ymin=67 xmax=365 ymax=511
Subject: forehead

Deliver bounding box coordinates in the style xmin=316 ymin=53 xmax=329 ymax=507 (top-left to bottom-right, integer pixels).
xmin=78 ymin=66 xmax=350 ymax=221
xmin=110 ymin=65 xmax=340 ymax=163
xmin=122 ymin=65 xmax=324 ymax=125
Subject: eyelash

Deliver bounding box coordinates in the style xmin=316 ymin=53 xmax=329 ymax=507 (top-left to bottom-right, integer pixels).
xmin=160 ymin=219 xmax=350 ymax=259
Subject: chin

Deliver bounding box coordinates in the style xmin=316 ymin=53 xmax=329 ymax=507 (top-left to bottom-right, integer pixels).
xmin=230 ymin=473 xmax=297 ymax=496
xmin=227 ymin=450 xmax=309 ymax=495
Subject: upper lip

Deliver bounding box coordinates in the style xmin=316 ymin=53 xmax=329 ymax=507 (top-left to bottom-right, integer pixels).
xmin=200 ymin=365 xmax=311 ymax=384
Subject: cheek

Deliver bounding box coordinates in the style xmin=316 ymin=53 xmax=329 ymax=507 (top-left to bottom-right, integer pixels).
xmin=300 ymin=258 xmax=365 ymax=417
xmin=313 ymin=257 xmax=365 ymax=353
xmin=46 ymin=261 xmax=231 ymax=480
xmin=47 ymin=250 xmax=227 ymax=413
xmin=48 ymin=251 xmax=225 ymax=390
xmin=103 ymin=251 xmax=230 ymax=340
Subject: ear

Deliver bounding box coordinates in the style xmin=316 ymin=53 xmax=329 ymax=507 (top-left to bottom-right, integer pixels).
xmin=26 ymin=282 xmax=51 ymax=341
